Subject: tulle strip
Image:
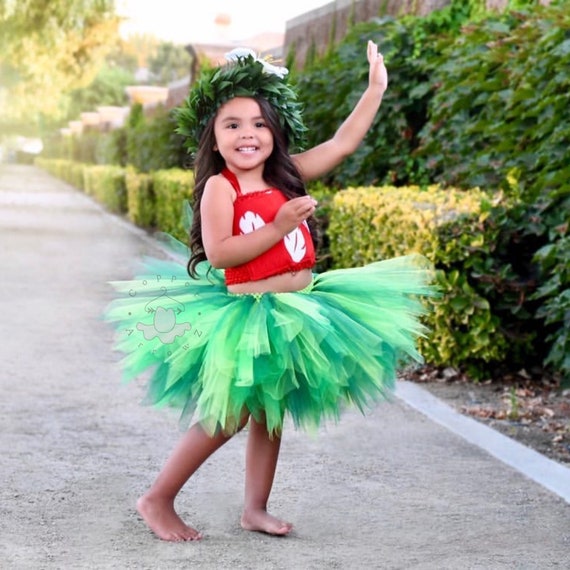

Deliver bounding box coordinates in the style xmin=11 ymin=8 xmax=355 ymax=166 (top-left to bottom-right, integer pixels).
xmin=105 ymin=251 xmax=436 ymax=436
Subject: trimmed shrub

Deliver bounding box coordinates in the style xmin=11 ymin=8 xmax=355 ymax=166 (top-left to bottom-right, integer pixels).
xmin=67 ymin=161 xmax=86 ymax=190
xmin=328 ymin=185 xmax=508 ymax=376
xmin=126 ymin=105 xmax=188 ymax=173
xmin=83 ymin=164 xmax=127 ymax=213
xmin=125 ymin=166 xmax=155 ymax=228
xmin=152 ymin=168 xmax=194 ymax=240
xmin=35 ymin=158 xmax=86 ymax=189
xmin=307 ymin=181 xmax=338 ymax=272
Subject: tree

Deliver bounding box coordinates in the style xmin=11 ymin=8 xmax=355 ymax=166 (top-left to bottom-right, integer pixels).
xmin=0 ymin=0 xmax=120 ymax=129
xmin=61 ymin=64 xmax=134 ymax=122
xmin=119 ymin=32 xmax=159 ymax=70
xmin=148 ymin=41 xmax=192 ymax=85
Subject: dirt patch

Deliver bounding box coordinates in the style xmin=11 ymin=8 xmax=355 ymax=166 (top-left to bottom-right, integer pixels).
xmin=409 ymin=366 xmax=570 ymax=466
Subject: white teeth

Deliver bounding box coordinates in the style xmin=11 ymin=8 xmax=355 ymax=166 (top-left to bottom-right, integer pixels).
xmin=238 ymin=147 xmax=256 ymax=152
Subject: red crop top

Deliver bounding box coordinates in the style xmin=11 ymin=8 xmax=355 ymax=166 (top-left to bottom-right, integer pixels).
xmin=221 ymin=169 xmax=316 ymax=285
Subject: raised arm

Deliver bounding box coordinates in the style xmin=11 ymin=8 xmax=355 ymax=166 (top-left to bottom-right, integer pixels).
xmin=292 ymin=40 xmax=388 ymax=181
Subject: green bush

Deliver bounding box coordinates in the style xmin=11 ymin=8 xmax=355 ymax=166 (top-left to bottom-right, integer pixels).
xmin=36 ymin=158 xmax=86 ymax=189
xmin=152 ymin=168 xmax=194 ymax=240
xmin=425 ymin=269 xmax=507 ymax=375
xmin=328 ymin=185 xmax=494 ymax=263
xmin=83 ymin=164 xmax=127 ymax=213
xmin=67 ymin=161 xmax=86 ymax=190
xmin=328 ymin=184 xmax=508 ymax=376
xmin=126 ymin=105 xmax=188 ymax=173
xmin=35 ymin=158 xmax=67 ymax=179
xmin=125 ymin=166 xmax=155 ymax=228
xmin=40 ymin=133 xmax=73 ymax=160
xmin=71 ymin=130 xmax=100 ymax=164
xmin=417 ymin=4 xmax=570 ymax=199
xmin=412 ymin=3 xmax=570 ymax=381
xmin=307 ymin=181 xmax=337 ymax=272
xmin=94 ymin=130 xmax=124 ymax=165
xmin=530 ymin=188 xmax=570 ymax=384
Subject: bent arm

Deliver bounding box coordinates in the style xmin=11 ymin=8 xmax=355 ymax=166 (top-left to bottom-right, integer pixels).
xmin=293 ymin=40 xmax=388 ymax=181
xmin=201 ymin=176 xmax=283 ymax=268
xmin=201 ymin=175 xmax=317 ymax=268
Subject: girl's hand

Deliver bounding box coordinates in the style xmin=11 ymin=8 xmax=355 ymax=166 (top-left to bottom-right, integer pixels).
xmin=367 ymin=40 xmax=388 ymax=94
xmin=273 ymin=195 xmax=317 ymax=235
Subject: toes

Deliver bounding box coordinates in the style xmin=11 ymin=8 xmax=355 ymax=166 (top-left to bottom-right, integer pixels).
xmin=274 ymin=522 xmax=293 ymax=536
xmin=241 ymin=512 xmax=293 ymax=536
xmin=184 ymin=530 xmax=203 ymax=541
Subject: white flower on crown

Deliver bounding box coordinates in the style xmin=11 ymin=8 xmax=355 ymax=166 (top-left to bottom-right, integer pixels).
xmin=224 ymin=48 xmax=289 ymax=79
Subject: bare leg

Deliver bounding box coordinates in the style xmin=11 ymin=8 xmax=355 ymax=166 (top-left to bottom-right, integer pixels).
xmin=241 ymin=417 xmax=292 ymax=536
xmin=138 ymin=419 xmax=244 ymax=541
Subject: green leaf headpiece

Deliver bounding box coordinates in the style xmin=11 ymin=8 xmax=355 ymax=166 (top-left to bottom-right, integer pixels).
xmin=174 ymin=48 xmax=307 ymax=153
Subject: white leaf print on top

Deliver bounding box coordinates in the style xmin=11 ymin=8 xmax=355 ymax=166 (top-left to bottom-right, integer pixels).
xmin=237 ymin=211 xmax=307 ymax=262
xmin=284 ymin=226 xmax=307 ymax=262
xmin=239 ymin=210 xmax=266 ymax=234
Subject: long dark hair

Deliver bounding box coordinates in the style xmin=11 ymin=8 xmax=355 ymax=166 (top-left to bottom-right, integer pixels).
xmin=187 ymin=96 xmax=317 ymax=277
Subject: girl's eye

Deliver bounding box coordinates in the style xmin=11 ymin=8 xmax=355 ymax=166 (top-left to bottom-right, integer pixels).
xmin=255 ymin=121 xmax=266 ymax=128
xmin=227 ymin=123 xmax=238 ymax=129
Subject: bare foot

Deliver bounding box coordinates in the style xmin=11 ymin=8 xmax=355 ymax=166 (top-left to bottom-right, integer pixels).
xmin=136 ymin=495 xmax=202 ymax=542
xmin=241 ymin=509 xmax=293 ymax=536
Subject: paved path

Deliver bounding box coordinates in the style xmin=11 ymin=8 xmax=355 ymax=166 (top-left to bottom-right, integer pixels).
xmin=1 ymin=164 xmax=569 ymax=570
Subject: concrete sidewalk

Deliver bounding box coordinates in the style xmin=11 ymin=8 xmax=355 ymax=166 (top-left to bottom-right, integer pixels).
xmin=1 ymin=164 xmax=568 ymax=570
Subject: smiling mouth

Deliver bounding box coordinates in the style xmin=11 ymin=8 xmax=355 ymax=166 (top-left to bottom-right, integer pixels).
xmin=237 ymin=146 xmax=257 ymax=153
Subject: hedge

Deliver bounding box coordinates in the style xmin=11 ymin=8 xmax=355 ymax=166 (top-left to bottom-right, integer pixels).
xmin=125 ymin=166 xmax=155 ymax=228
xmin=83 ymin=164 xmax=127 ymax=214
xmin=328 ymin=185 xmax=507 ymax=376
xmin=151 ymin=168 xmax=195 ymax=241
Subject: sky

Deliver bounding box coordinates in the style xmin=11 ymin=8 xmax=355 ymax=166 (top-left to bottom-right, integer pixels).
xmin=116 ymin=0 xmax=331 ymax=44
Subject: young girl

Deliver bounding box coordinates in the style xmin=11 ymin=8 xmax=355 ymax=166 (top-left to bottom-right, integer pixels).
xmin=105 ymin=41 xmax=434 ymax=542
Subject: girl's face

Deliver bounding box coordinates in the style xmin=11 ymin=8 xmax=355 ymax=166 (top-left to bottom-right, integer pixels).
xmin=213 ymin=97 xmax=274 ymax=173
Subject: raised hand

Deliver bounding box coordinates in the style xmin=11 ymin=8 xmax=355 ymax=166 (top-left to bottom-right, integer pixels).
xmin=367 ymin=40 xmax=388 ymax=94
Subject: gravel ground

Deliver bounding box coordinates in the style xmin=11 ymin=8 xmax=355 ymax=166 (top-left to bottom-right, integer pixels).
xmin=1 ymin=164 xmax=569 ymax=570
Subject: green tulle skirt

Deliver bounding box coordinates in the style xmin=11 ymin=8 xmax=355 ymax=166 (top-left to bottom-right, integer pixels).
xmin=105 ymin=237 xmax=436 ymax=436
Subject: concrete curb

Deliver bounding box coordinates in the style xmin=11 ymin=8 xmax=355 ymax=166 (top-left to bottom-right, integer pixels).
xmin=396 ymin=380 xmax=570 ymax=505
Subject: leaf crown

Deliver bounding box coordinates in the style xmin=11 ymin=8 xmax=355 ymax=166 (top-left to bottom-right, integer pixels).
xmin=174 ymin=49 xmax=307 ymax=154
